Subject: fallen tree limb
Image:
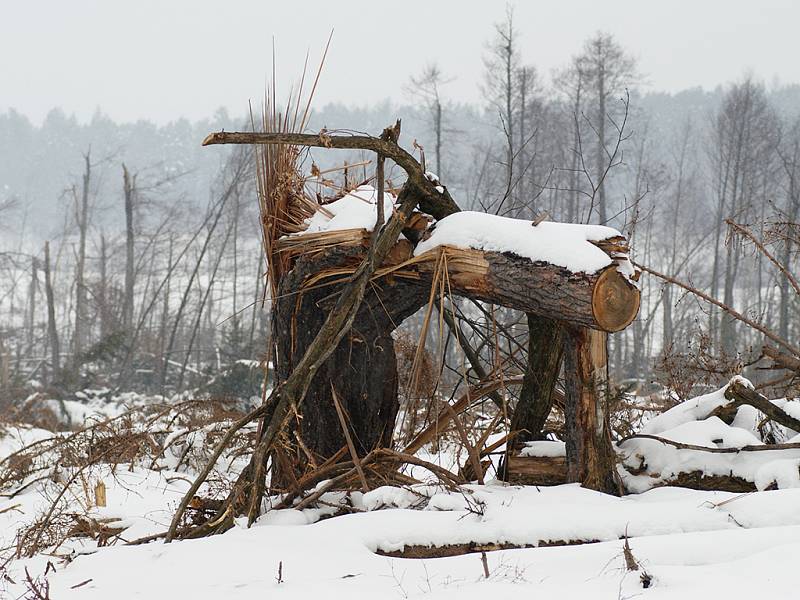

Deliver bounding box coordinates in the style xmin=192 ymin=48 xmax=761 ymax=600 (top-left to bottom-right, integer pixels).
xmin=202 ymin=129 xmax=461 ymax=221
xmin=724 ymin=378 xmax=800 ymax=433
xmin=618 ymin=433 xmax=800 ymax=453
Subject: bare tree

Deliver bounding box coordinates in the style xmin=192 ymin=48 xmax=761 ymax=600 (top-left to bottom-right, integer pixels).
xmin=71 ymin=151 xmax=92 ymax=365
xmin=482 ymin=4 xmax=520 ymax=204
xmin=122 ymin=164 xmax=136 ymax=333
xmin=708 ymin=77 xmax=780 ymax=353
xmin=405 ymin=63 xmax=451 ymax=178
xmin=776 ymin=115 xmax=800 ymax=343
xmin=43 ymin=241 xmax=60 ymax=379
xmin=575 ymin=32 xmax=638 ymax=224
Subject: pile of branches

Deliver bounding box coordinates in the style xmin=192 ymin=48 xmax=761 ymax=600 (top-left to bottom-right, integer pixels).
xmin=0 ymin=397 xmax=252 ymax=560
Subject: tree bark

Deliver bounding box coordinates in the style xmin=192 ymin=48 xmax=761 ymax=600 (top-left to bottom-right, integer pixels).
xmin=273 ymin=246 xmax=427 ymax=466
xmin=44 ymin=241 xmax=60 ymax=379
xmin=511 ymin=313 xmax=565 ymax=442
xmin=563 ymin=326 xmax=620 ymax=494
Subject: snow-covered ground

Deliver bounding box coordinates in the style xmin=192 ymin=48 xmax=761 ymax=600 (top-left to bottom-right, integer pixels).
xmin=4 ymin=477 xmax=800 ymax=599
xmin=2 ymin=377 xmax=800 ymax=599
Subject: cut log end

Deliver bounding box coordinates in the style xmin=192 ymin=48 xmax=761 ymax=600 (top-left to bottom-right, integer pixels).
xmin=591 ymin=266 xmax=640 ymax=332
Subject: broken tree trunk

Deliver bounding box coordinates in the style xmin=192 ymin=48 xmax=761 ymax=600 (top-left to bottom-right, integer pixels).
xmin=563 ymin=326 xmax=621 ymax=495
xmin=511 ymin=313 xmax=565 ymax=443
xmin=278 ymin=240 xmax=640 ymax=333
xmin=272 ymin=238 xmax=638 ymax=478
xmin=413 ymin=246 xmax=637 ymax=332
xmin=273 ymin=246 xmax=427 ymax=466
xmin=186 ymin=127 xmax=639 ymax=534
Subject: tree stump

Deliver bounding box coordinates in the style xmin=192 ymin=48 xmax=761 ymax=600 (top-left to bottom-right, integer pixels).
xmin=563 ymin=326 xmax=621 ymax=494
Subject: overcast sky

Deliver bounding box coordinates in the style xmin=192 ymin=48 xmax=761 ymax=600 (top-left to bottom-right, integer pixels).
xmin=3 ymin=0 xmax=798 ymax=124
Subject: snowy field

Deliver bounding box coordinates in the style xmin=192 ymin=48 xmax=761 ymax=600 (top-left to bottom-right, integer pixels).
xmin=1 ymin=377 xmax=799 ymax=599
xmin=3 ymin=473 xmax=800 ymax=599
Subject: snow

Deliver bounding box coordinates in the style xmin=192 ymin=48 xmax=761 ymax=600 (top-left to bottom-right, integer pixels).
xmin=654 ymin=416 xmax=763 ymax=448
xmin=297 ymin=188 xmax=638 ymax=277
xmin=413 ymin=211 xmax=627 ymax=274
xmin=619 ymin=377 xmax=800 ymax=492
xmin=9 ymin=482 xmax=800 ymax=599
xmin=302 ymin=185 xmax=396 ymax=234
xmin=519 ymin=440 xmax=566 ymax=457
xmin=6 ymin=378 xmax=800 ymax=598
xmin=640 ymin=378 xmax=741 ymax=435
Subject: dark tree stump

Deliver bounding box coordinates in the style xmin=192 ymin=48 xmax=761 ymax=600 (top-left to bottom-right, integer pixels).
xmin=273 ymin=247 xmax=426 ymax=472
xmin=511 ymin=313 xmax=565 ymax=443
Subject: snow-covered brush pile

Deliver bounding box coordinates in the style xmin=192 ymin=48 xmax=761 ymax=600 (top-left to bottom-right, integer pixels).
xmin=0 ymin=397 xmax=254 ymax=562
xmin=512 ymin=376 xmax=800 ymax=495
xmin=618 ymin=376 xmax=800 ymax=493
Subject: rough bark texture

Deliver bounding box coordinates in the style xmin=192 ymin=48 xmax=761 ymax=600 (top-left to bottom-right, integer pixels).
xmin=411 ymin=247 xmax=638 ymax=332
xmin=511 ymin=313 xmax=565 ymax=442
xmin=274 ymin=247 xmax=426 ymax=463
xmin=563 ymin=326 xmax=621 ymax=494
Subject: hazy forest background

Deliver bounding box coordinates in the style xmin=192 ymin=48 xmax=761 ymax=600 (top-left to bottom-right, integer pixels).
xmin=2 ymin=12 xmax=799 ymax=408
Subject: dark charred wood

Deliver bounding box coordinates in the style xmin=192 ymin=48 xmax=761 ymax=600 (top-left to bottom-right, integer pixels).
xmin=274 ymin=246 xmax=427 ymax=468
xmin=511 ymin=314 xmax=565 ymax=443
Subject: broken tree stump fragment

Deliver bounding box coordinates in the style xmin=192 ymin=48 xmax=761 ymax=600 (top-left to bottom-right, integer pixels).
xmin=563 ymin=326 xmax=621 ymax=495
xmin=505 ymin=455 xmax=568 ymax=486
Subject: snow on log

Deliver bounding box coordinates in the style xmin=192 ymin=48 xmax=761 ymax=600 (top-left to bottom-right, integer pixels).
xmin=279 ymin=197 xmax=641 ymax=332
xmin=409 ymin=244 xmax=639 ymax=332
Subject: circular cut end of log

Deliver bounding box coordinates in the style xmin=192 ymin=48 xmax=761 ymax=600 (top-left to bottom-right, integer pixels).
xmin=591 ymin=267 xmax=640 ymax=332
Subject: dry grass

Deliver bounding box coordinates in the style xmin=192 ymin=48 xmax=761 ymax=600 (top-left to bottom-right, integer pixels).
xmin=0 ymin=397 xmax=254 ymax=560
xmin=251 ymin=34 xmax=334 ymax=298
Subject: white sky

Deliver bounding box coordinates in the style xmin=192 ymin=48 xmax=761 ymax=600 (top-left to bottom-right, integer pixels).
xmin=3 ymin=0 xmax=798 ymax=124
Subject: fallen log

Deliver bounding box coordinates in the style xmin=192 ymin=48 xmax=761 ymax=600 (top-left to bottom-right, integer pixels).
xmin=724 ymin=378 xmax=800 ymax=433
xmin=409 ymin=245 xmax=639 ymax=333
xmin=282 ymin=236 xmax=641 ymax=333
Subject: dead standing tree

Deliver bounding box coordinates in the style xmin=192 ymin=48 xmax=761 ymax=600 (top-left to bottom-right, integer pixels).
xmin=166 ymin=122 xmax=640 ymax=540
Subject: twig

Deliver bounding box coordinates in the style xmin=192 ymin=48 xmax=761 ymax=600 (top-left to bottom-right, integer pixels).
xmin=635 ymin=261 xmax=800 ymax=358
xmin=330 ymin=384 xmax=369 ymax=493
xmin=726 ymin=219 xmax=800 ymax=298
